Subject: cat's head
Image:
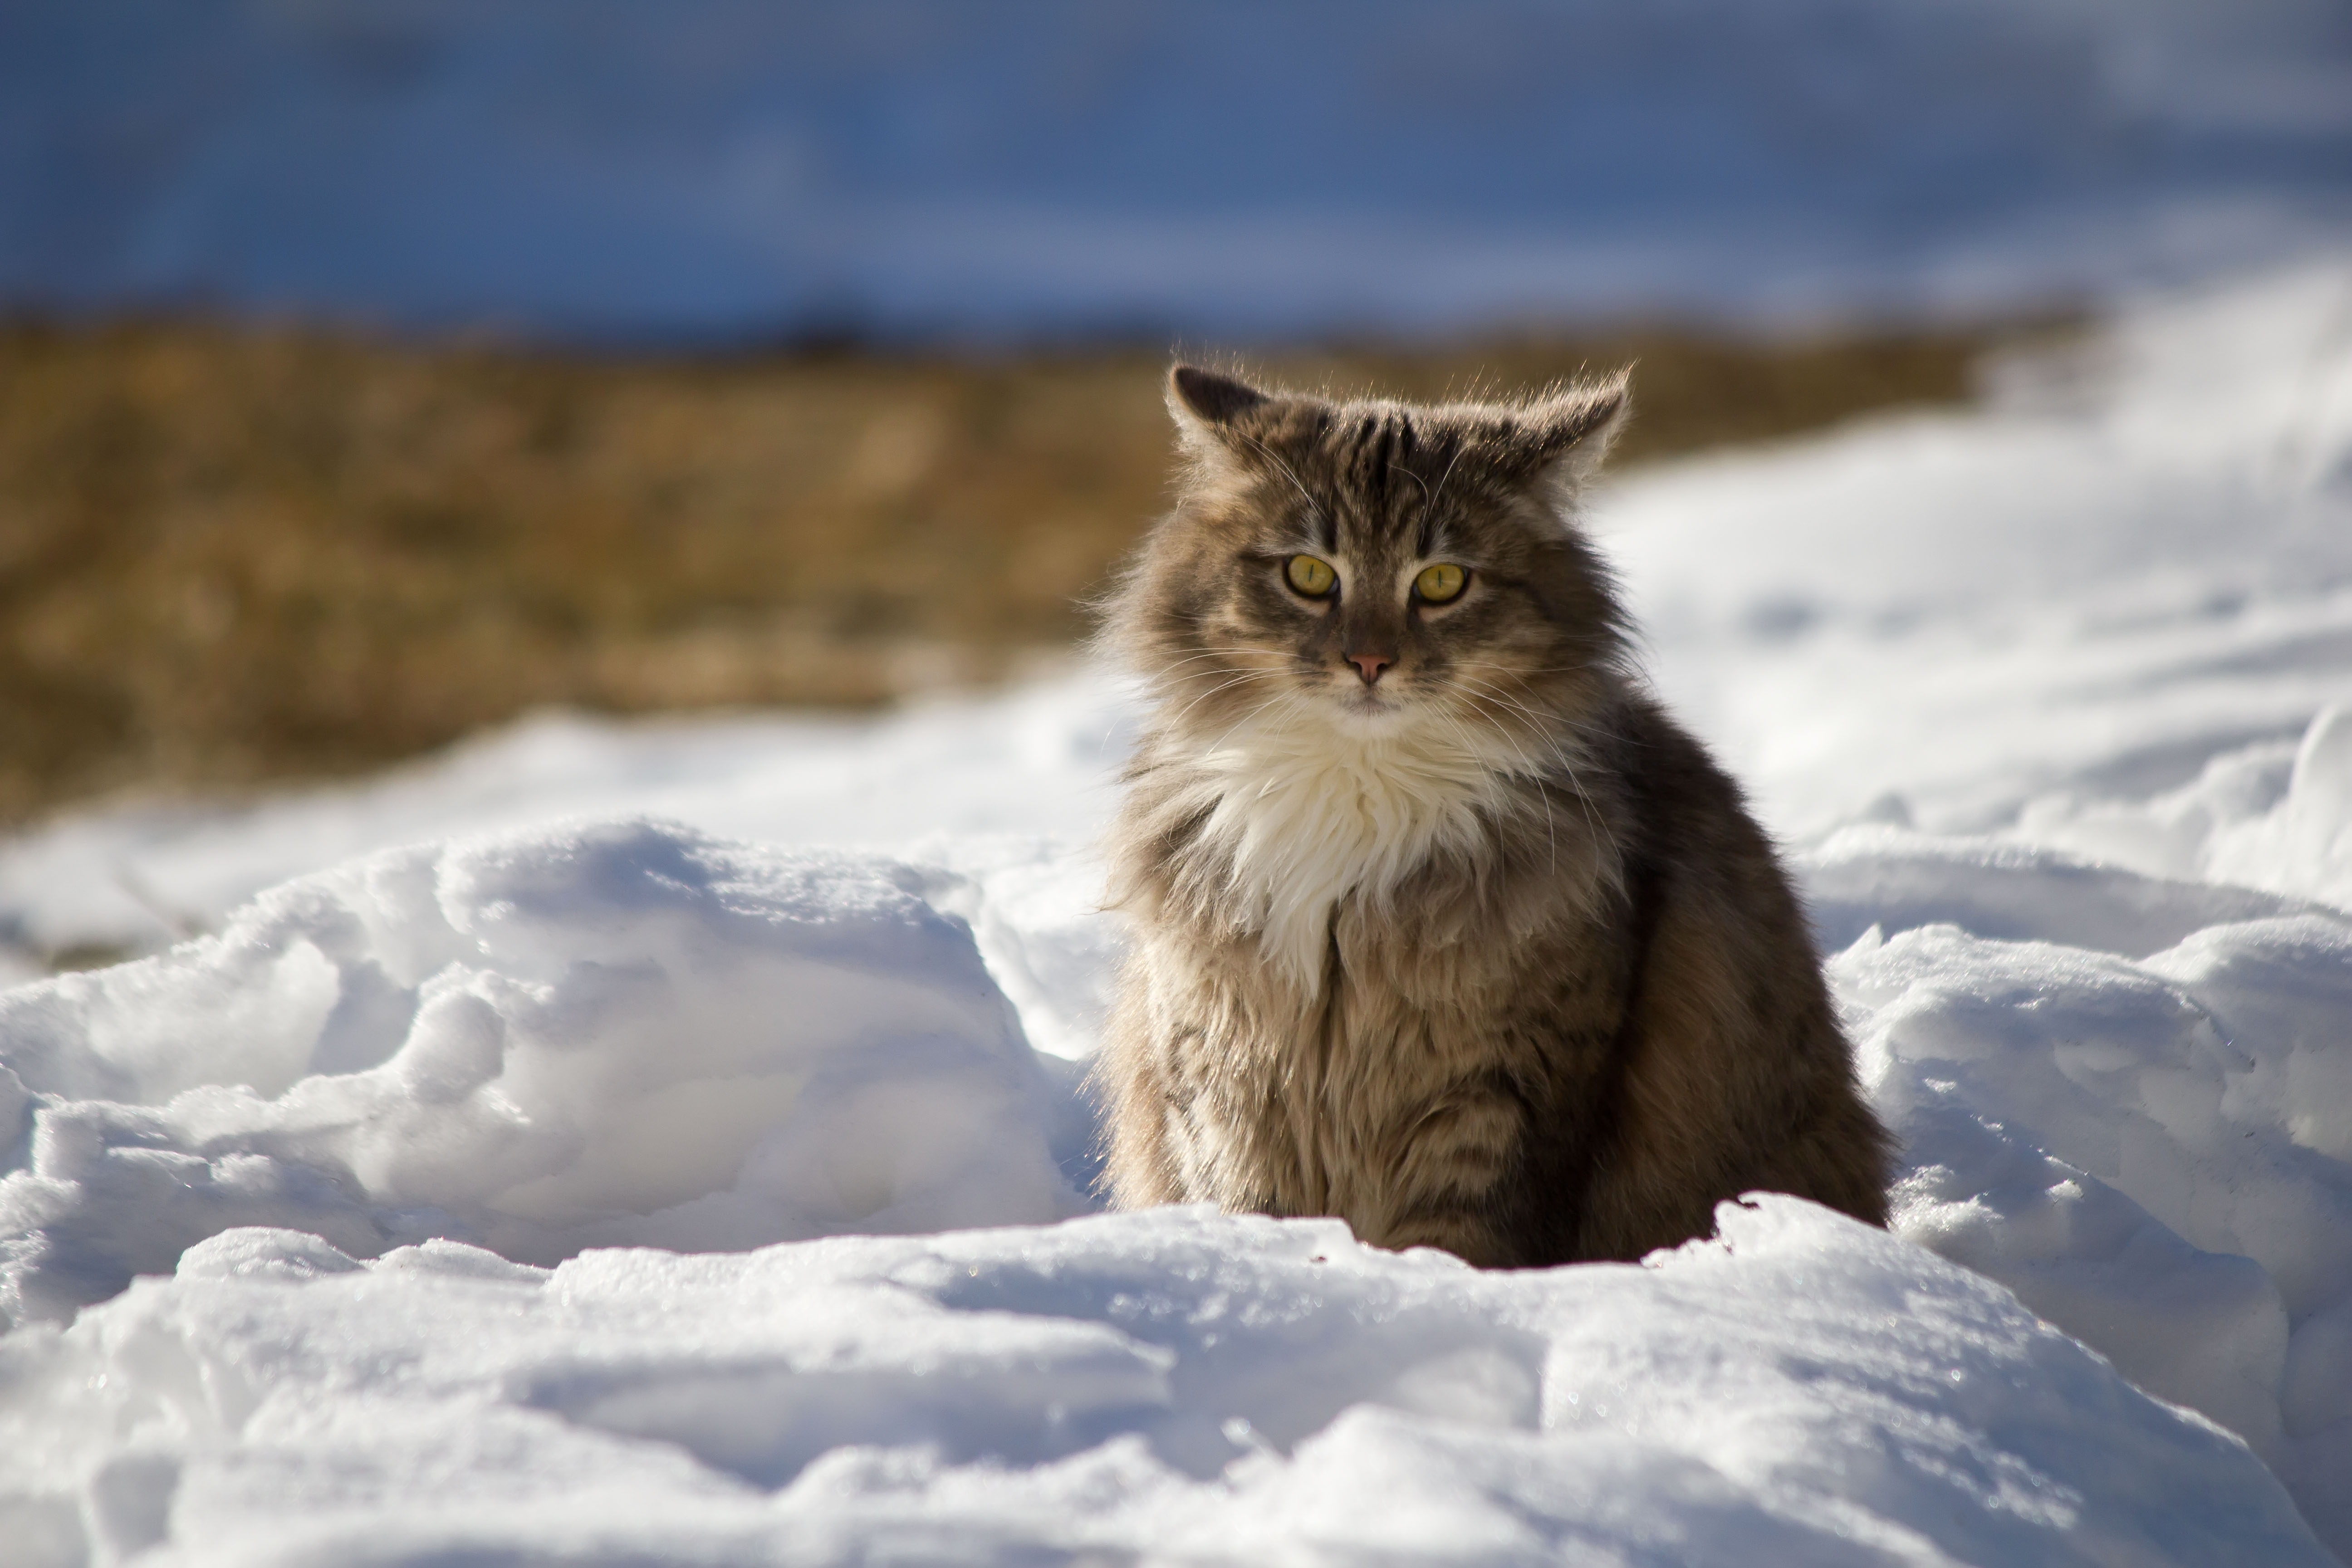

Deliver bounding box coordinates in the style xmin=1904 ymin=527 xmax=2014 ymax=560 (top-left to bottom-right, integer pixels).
xmin=1105 ymin=364 xmax=1633 ymax=750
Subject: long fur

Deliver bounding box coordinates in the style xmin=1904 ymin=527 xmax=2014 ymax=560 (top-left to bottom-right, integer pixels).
xmin=1095 ymin=365 xmax=1892 ymax=1267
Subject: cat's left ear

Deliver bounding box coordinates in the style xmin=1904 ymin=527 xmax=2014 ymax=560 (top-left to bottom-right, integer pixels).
xmin=1511 ymin=371 xmax=1632 ymax=497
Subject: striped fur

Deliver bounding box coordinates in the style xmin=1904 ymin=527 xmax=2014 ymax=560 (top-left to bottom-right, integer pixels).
xmin=1093 ymin=365 xmax=1891 ymax=1266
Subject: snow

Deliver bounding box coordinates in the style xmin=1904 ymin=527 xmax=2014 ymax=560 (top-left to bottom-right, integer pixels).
xmin=2 ymin=1202 xmax=2328 ymax=1568
xmin=4 ymin=265 xmax=2352 ymax=1561
xmin=0 ymin=820 xmax=1093 ymax=1328
xmin=3 ymin=1 xmax=2350 ymax=340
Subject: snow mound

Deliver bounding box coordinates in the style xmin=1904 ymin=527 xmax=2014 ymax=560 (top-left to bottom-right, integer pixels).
xmin=0 ymin=818 xmax=1087 ymax=1328
xmin=1794 ymin=708 xmax=2352 ymax=1551
xmin=1842 ymin=912 xmax=2352 ymax=1447
xmin=0 ymin=1199 xmax=2327 ymax=1568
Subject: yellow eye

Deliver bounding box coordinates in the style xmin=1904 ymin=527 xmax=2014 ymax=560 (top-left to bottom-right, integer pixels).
xmin=1415 ymin=563 xmax=1468 ymax=604
xmin=1284 ymin=554 xmax=1338 ymax=597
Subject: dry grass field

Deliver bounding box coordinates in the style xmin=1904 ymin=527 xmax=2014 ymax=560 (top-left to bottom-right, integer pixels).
xmin=0 ymin=318 xmax=2008 ymax=823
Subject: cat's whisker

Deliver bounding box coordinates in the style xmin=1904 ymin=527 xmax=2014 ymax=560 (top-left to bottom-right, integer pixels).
xmin=1153 ymin=648 xmax=1254 ymax=673
xmin=1158 ymin=656 xmax=1255 ymax=692
xmin=1436 ymin=701 xmax=1556 ymax=879
xmin=1147 ymin=650 xmax=1270 ymax=692
xmin=1460 ymin=683 xmax=1589 ymax=745
xmin=1455 ymin=686 xmax=1620 ymax=872
xmin=1152 ymin=665 xmax=1250 ymax=702
xmin=1449 ymin=686 xmax=1568 ymax=784
xmin=1449 ymin=678 xmax=1576 ymax=748
xmin=1161 ymin=680 xmax=1269 ymax=735
xmin=1452 ymin=670 xmax=1618 ymax=743
xmin=1201 ymin=687 xmax=1305 ymax=761
xmin=1425 ymin=438 xmax=1470 ymax=534
xmin=1150 ymin=666 xmax=1247 ymax=700
xmin=1448 ymin=660 xmax=1598 ymax=679
xmin=1156 ymin=669 xmax=1271 ymax=730
xmin=1430 ymin=681 xmax=1580 ymax=879
xmin=1444 ymin=657 xmax=1588 ymax=682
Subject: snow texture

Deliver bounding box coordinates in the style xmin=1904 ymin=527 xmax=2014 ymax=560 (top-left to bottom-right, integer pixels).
xmin=0 ymin=820 xmax=1096 ymax=1326
xmin=0 ymin=1202 xmax=2329 ymax=1568
xmin=3 ymin=0 xmax=2350 ymax=341
xmin=4 ymin=267 xmax=2352 ymax=1561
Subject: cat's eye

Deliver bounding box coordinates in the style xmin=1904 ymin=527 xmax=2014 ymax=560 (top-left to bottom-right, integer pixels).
xmin=1284 ymin=555 xmax=1338 ymax=597
xmin=1414 ymin=563 xmax=1468 ymax=604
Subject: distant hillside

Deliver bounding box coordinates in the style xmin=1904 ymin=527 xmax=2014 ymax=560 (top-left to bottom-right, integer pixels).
xmin=0 ymin=319 xmax=1991 ymax=820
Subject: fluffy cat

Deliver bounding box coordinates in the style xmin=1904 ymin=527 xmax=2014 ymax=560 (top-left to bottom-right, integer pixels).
xmin=1094 ymin=363 xmax=1891 ymax=1267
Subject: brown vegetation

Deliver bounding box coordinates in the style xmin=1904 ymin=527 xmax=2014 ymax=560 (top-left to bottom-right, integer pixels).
xmin=0 ymin=318 xmax=1999 ymax=823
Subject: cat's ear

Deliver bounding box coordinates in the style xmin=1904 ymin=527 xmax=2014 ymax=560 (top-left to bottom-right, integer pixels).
xmin=1168 ymin=364 xmax=1271 ymax=429
xmin=1509 ymin=371 xmax=1632 ymax=497
xmin=1165 ymin=365 xmax=1283 ymax=479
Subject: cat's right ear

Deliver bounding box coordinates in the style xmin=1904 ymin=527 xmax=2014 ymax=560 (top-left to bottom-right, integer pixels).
xmin=1168 ymin=365 xmax=1270 ymax=429
xmin=1166 ymin=367 xmax=1278 ymax=479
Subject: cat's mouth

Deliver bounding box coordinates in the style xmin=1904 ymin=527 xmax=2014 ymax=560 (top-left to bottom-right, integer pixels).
xmin=1322 ymin=676 xmax=1414 ymax=728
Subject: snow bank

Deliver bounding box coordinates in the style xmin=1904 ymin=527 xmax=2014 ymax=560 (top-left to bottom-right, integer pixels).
xmin=0 ymin=1200 xmax=2328 ymax=1568
xmin=1835 ymin=904 xmax=2352 ymax=1531
xmin=1603 ymin=264 xmax=2352 ymax=838
xmin=4 ymin=0 xmax=2349 ymax=339
xmin=0 ymin=818 xmax=1088 ymax=1326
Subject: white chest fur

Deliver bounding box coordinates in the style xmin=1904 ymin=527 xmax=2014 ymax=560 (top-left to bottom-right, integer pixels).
xmin=1167 ymin=708 xmax=1537 ymax=988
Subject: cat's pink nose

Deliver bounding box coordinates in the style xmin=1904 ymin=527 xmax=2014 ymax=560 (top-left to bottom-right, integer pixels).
xmin=1347 ymin=651 xmax=1392 ymax=685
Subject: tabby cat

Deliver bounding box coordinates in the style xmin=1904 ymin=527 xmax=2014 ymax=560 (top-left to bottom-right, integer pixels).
xmin=1094 ymin=364 xmax=1890 ymax=1266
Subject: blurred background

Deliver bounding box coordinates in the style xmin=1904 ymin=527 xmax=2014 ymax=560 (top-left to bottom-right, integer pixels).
xmin=2 ymin=0 xmax=2349 ymax=824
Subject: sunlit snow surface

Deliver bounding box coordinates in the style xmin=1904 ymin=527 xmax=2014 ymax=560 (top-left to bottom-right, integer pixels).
xmin=4 ymin=269 xmax=2352 ymax=1563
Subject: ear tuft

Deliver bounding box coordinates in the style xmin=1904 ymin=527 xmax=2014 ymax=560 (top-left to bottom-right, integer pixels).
xmin=1169 ymin=365 xmax=1270 ymax=428
xmin=1520 ymin=370 xmax=1632 ymax=492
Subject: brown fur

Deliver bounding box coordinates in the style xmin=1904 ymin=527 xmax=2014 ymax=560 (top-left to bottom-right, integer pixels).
xmin=1093 ymin=364 xmax=1891 ymax=1267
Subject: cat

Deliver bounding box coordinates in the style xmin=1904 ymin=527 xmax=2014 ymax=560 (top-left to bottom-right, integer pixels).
xmin=1093 ymin=363 xmax=1891 ymax=1267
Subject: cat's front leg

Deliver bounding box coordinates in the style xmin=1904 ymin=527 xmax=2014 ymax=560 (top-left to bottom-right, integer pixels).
xmin=1346 ymin=1081 xmax=1529 ymax=1266
xmin=1098 ymin=1003 xmax=1280 ymax=1211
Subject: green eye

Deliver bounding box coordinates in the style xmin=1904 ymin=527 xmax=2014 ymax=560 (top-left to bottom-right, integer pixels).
xmin=1285 ymin=554 xmax=1338 ymax=597
xmin=1415 ymin=563 xmax=1468 ymax=604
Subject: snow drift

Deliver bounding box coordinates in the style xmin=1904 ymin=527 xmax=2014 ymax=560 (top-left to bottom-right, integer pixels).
xmin=0 ymin=819 xmax=1089 ymax=1325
